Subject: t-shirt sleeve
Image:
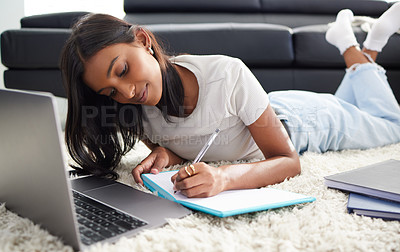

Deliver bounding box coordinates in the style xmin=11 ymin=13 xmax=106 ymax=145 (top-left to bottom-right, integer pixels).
xmin=226 ymin=58 xmax=270 ymax=126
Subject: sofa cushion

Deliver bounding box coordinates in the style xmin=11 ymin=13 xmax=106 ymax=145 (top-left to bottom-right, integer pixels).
xmin=261 ymin=0 xmax=389 ymax=16
xmin=124 ymin=0 xmax=261 ymax=13
xmin=124 ymin=13 xmax=267 ymax=26
xmin=377 ymin=34 xmax=400 ymax=68
xmin=293 ymin=24 xmax=400 ymax=69
xmin=1 ymin=23 xmax=293 ymax=69
xmin=293 ymin=25 xmax=348 ymax=68
xmin=146 ymin=23 xmax=294 ymax=67
xmin=123 ymin=0 xmax=390 ymax=28
xmin=1 ymin=29 xmax=71 ymax=69
xmin=4 ymin=70 xmax=65 ymax=97
xmin=21 ymin=12 xmax=89 ymax=28
xmin=124 ymin=0 xmax=389 ymax=16
xmin=252 ymin=68 xmax=347 ymax=97
xmin=124 ymin=13 xmax=338 ymax=28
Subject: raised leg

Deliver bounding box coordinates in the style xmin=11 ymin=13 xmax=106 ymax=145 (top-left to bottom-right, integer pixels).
xmin=326 ymin=9 xmax=374 ymax=68
xmin=326 ymin=9 xmax=400 ymax=122
xmin=342 ymin=46 xmax=370 ymax=68
xmin=361 ymin=48 xmax=378 ymax=62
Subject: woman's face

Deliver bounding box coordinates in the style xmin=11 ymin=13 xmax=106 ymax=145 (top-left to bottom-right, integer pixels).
xmin=83 ymin=34 xmax=162 ymax=106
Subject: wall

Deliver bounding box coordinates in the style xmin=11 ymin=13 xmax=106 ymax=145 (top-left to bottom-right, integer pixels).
xmin=0 ymin=0 xmax=25 ymax=89
xmin=25 ymin=0 xmax=124 ymax=18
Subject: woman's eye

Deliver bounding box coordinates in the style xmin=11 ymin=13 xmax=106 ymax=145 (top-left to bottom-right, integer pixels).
xmin=118 ymin=64 xmax=127 ymax=77
xmin=109 ymin=88 xmax=117 ymax=97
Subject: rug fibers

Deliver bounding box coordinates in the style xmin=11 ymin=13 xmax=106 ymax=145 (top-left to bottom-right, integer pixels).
xmin=1 ymin=141 xmax=399 ymax=252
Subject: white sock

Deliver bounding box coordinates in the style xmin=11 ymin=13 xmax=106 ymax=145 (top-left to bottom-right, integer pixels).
xmin=363 ymin=2 xmax=400 ymax=52
xmin=326 ymin=9 xmax=359 ymax=55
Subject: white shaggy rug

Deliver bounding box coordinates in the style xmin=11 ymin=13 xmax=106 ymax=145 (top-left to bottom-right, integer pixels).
xmin=1 ymin=141 xmax=400 ymax=252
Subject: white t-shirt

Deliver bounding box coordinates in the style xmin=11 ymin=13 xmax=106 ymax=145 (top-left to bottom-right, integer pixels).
xmin=142 ymin=55 xmax=269 ymax=161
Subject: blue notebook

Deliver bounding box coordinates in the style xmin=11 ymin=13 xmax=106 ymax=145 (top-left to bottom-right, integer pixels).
xmin=347 ymin=193 xmax=400 ymax=221
xmin=141 ymin=170 xmax=316 ymax=218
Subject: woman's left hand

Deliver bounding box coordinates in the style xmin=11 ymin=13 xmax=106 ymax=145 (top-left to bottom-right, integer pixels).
xmin=171 ymin=162 xmax=227 ymax=198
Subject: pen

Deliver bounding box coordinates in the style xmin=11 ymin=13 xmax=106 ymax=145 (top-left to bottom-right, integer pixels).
xmin=174 ymin=128 xmax=220 ymax=193
xmin=193 ymin=128 xmax=220 ymax=164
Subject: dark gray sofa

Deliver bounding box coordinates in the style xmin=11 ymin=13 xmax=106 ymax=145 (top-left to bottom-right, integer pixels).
xmin=1 ymin=0 xmax=400 ymax=102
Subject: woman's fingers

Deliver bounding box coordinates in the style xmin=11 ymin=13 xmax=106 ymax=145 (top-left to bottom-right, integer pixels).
xmin=150 ymin=156 xmax=167 ymax=174
xmin=132 ymin=155 xmax=157 ymax=184
xmin=173 ymin=164 xmax=198 ymax=182
xmin=132 ymin=151 xmax=169 ymax=184
xmin=132 ymin=163 xmax=147 ymax=185
xmin=172 ymin=163 xmax=223 ymax=198
xmin=173 ymin=164 xmax=216 ymax=197
xmin=175 ymin=174 xmax=202 ymax=189
xmin=180 ymin=187 xmax=212 ymax=198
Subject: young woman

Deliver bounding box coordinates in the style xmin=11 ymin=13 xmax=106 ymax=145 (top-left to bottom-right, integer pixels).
xmin=61 ymin=5 xmax=400 ymax=198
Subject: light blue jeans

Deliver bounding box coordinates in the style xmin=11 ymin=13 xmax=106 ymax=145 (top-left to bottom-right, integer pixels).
xmin=269 ymin=63 xmax=400 ymax=154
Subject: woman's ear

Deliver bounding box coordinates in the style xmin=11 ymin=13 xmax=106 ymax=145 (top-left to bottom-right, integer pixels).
xmin=135 ymin=28 xmax=151 ymax=49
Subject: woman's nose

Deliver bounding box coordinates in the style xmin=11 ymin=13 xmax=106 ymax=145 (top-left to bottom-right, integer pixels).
xmin=120 ymin=84 xmax=135 ymax=99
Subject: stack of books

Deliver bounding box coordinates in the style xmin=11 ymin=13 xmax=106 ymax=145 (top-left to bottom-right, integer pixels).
xmin=324 ymin=159 xmax=400 ymax=221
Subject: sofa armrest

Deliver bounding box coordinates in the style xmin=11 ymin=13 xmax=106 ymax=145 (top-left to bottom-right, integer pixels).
xmin=21 ymin=12 xmax=89 ymax=28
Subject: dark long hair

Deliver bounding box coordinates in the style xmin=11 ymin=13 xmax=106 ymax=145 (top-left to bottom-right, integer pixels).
xmin=60 ymin=14 xmax=184 ymax=179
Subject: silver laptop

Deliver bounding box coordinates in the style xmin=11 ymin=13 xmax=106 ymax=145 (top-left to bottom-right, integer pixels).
xmin=0 ymin=89 xmax=191 ymax=250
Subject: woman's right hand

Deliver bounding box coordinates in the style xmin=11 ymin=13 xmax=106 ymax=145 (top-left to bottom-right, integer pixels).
xmin=132 ymin=146 xmax=184 ymax=185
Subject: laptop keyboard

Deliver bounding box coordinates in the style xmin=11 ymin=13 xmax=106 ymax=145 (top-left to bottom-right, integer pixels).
xmin=72 ymin=190 xmax=147 ymax=245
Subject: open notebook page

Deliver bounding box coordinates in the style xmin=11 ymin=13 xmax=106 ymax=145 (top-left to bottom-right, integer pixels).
xmin=143 ymin=171 xmax=314 ymax=213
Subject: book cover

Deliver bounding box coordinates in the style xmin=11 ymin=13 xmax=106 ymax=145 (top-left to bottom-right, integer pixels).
xmin=324 ymin=159 xmax=400 ymax=203
xmin=141 ymin=170 xmax=315 ymax=218
xmin=347 ymin=193 xmax=400 ymax=221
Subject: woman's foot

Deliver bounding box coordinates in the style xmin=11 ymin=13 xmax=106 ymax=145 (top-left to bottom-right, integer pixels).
xmin=363 ymin=2 xmax=400 ymax=52
xmin=326 ymin=9 xmax=359 ymax=55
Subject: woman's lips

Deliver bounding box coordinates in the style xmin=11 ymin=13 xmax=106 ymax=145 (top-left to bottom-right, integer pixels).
xmin=138 ymin=84 xmax=148 ymax=103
